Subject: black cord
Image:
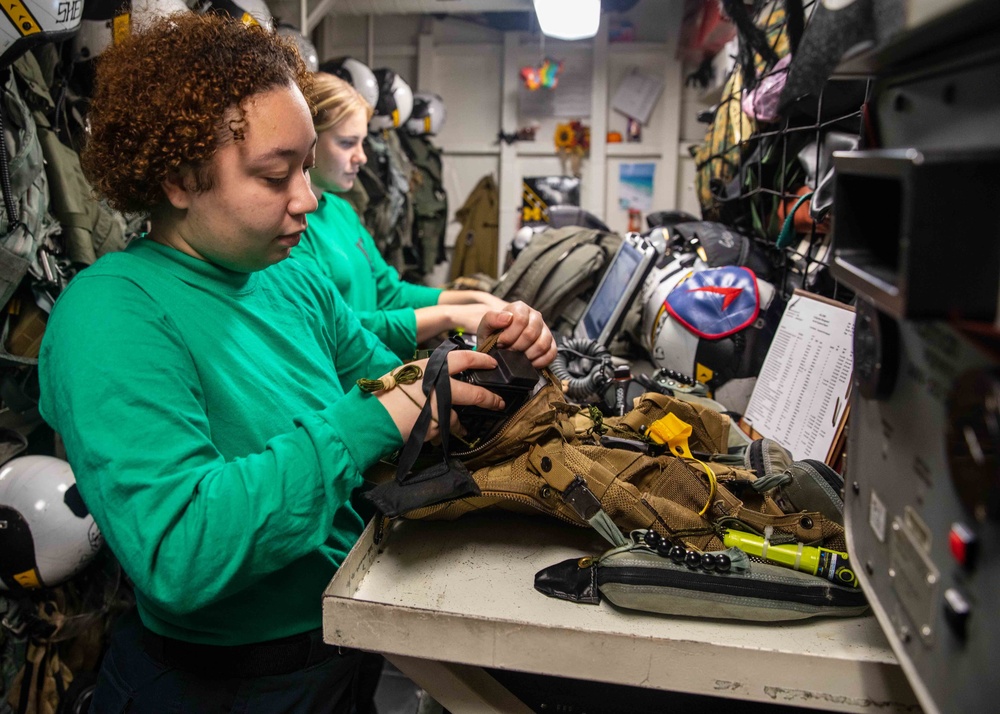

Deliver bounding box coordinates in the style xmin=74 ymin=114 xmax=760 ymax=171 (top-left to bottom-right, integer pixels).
xmin=0 ymin=71 xmax=20 ymax=228
xmin=549 ymin=337 xmax=613 ymax=401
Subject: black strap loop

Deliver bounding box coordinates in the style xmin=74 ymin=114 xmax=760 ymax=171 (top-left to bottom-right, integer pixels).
xmin=394 ymin=338 xmax=459 ymax=482
xmin=365 ymin=339 xmax=481 ymax=518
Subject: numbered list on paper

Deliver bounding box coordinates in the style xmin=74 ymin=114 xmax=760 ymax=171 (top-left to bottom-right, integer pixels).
xmin=743 ymin=296 xmax=855 ymax=462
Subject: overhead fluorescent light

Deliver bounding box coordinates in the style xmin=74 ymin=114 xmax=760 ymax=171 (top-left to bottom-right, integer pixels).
xmin=533 ymin=0 xmax=601 ymax=40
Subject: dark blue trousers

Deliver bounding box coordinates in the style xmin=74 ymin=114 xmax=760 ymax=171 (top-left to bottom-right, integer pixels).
xmin=89 ymin=609 xmax=364 ymax=714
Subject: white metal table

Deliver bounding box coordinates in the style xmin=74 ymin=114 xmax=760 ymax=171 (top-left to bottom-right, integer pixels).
xmin=322 ymin=513 xmax=921 ymax=713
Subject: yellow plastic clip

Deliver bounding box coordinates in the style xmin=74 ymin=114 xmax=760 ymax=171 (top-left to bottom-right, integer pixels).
xmin=647 ymin=413 xmax=717 ymax=516
xmin=647 ymin=413 xmax=694 ymax=459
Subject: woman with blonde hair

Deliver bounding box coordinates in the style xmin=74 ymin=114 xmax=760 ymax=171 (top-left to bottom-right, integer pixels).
xmin=296 ymin=72 xmax=510 ymax=359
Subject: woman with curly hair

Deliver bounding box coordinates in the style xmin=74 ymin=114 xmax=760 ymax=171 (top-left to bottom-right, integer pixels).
xmin=38 ymin=12 xmax=555 ymax=713
xmin=295 ymin=72 xmax=507 ymax=360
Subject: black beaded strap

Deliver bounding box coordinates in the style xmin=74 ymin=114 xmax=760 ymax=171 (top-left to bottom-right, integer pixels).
xmin=640 ymin=529 xmax=732 ymax=574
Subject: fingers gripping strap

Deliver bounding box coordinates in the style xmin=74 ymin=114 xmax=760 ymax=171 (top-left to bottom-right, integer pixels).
xmin=428 ymin=341 xmax=457 ymax=456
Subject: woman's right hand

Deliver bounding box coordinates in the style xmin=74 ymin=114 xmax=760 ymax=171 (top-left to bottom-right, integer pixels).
xmin=375 ymin=350 xmax=505 ymax=442
xmin=449 ymin=303 xmax=494 ymax=333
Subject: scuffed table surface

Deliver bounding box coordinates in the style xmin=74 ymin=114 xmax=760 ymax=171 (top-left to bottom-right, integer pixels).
xmin=323 ymin=513 xmax=921 ymax=712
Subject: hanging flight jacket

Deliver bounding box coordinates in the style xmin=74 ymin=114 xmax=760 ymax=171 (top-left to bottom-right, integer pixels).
xmin=0 ymin=48 xmax=130 ymax=438
xmin=0 ymin=66 xmax=60 ymax=313
xmin=398 ymin=131 xmax=447 ymax=275
xmin=3 ymin=553 xmax=134 ymax=714
xmin=342 ymin=130 xmax=416 ymax=275
xmin=1 ymin=595 xmax=28 ymax=714
xmin=12 ymin=50 xmax=126 ymax=268
xmin=448 ymin=174 xmax=498 ymax=281
xmin=340 ymin=172 xmax=372 ymax=226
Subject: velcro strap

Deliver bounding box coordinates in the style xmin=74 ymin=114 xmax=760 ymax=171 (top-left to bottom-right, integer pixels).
xmin=527 ymin=443 xmax=627 ymax=547
xmin=528 ymin=444 xmax=576 ymax=491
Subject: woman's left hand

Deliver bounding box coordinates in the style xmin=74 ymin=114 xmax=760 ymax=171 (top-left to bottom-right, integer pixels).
xmin=477 ymin=301 xmax=557 ymax=368
xmin=438 ymin=289 xmax=509 ymax=312
xmin=470 ymin=291 xmax=510 ymax=312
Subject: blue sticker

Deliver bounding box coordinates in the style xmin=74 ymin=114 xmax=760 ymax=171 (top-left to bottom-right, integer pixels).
xmin=665 ymin=267 xmax=760 ymax=339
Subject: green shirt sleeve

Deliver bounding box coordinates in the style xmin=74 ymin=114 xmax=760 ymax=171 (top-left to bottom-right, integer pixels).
xmin=364 ymin=225 xmax=443 ymax=311
xmin=38 ymin=276 xmax=402 ymax=617
xmin=297 ymin=193 xmax=440 ymax=360
xmin=356 ymin=307 xmax=419 ymax=361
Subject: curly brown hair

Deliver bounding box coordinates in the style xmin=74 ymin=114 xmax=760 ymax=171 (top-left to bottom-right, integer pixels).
xmin=82 ymin=12 xmax=315 ymax=214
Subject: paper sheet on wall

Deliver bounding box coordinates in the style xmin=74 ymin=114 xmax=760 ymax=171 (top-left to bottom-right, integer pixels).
xmin=742 ymin=290 xmax=855 ymax=463
xmin=611 ymin=68 xmax=665 ymax=125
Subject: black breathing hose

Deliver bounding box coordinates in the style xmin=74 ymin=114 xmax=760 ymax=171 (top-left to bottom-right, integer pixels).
xmin=549 ymin=337 xmax=614 ymax=401
xmin=0 ymin=72 xmax=19 ymax=229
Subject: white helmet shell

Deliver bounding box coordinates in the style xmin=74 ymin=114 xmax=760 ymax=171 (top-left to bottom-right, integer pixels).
xmin=370 ymin=69 xmax=413 ymax=131
xmin=193 ymin=0 xmax=273 ymax=31
xmin=405 ymin=92 xmax=446 ymax=136
xmin=641 ymin=261 xmax=698 ymax=372
xmin=318 ymin=56 xmax=379 ymax=110
xmin=276 ymin=22 xmax=317 ymax=72
xmin=133 ymin=0 xmax=191 ymax=32
xmin=2 ymin=0 xmax=84 ymax=66
xmin=645 ymin=266 xmax=779 ymax=405
xmin=0 ymin=456 xmax=103 ymax=591
xmin=72 ymin=0 xmax=191 ymax=62
xmin=71 ymin=18 xmax=116 ymax=63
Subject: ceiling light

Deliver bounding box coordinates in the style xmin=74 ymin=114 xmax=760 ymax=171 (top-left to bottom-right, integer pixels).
xmin=533 ymin=0 xmax=601 ymax=41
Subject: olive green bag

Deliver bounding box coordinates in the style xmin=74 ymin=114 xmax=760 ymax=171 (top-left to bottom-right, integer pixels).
xmin=534 ymin=530 xmax=867 ymax=622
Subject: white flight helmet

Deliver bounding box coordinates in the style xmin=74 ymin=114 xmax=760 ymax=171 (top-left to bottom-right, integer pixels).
xmin=645 ymin=266 xmax=779 ymax=412
xmin=370 ymin=68 xmax=413 ymax=131
xmin=275 ymin=22 xmax=318 ymax=72
xmin=133 ymin=0 xmax=192 ymax=31
xmin=0 ymin=456 xmax=104 ymax=591
xmin=319 ymin=56 xmax=379 ymax=111
xmin=639 ymin=259 xmax=696 ymax=365
xmin=72 ymin=0 xmax=191 ymax=62
xmin=193 ymin=0 xmax=273 ymax=31
xmin=405 ymin=92 xmax=446 ymax=136
xmin=2 ymin=0 xmax=83 ymax=67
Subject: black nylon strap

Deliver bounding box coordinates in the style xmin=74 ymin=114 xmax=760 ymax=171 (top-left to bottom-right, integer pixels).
xmin=394 ymin=339 xmax=459 ymax=482
xmin=365 ymin=339 xmax=481 ymax=518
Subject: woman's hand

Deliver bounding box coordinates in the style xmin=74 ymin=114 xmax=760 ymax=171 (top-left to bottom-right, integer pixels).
xmin=438 ymin=289 xmax=509 ymax=312
xmin=477 ymin=301 xmax=557 ymax=368
xmin=375 ymin=350 xmax=505 ymax=442
xmin=466 ymin=290 xmax=509 ymax=312
xmin=449 ymin=303 xmax=493 ymax=333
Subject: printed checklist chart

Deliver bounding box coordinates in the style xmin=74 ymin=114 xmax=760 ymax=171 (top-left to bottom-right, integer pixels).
xmin=742 ymin=290 xmax=855 ymax=463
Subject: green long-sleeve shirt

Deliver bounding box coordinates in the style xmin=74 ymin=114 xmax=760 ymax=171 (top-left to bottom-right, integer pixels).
xmin=38 ymin=239 xmax=402 ymax=645
xmin=295 ymin=192 xmax=443 ymax=359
